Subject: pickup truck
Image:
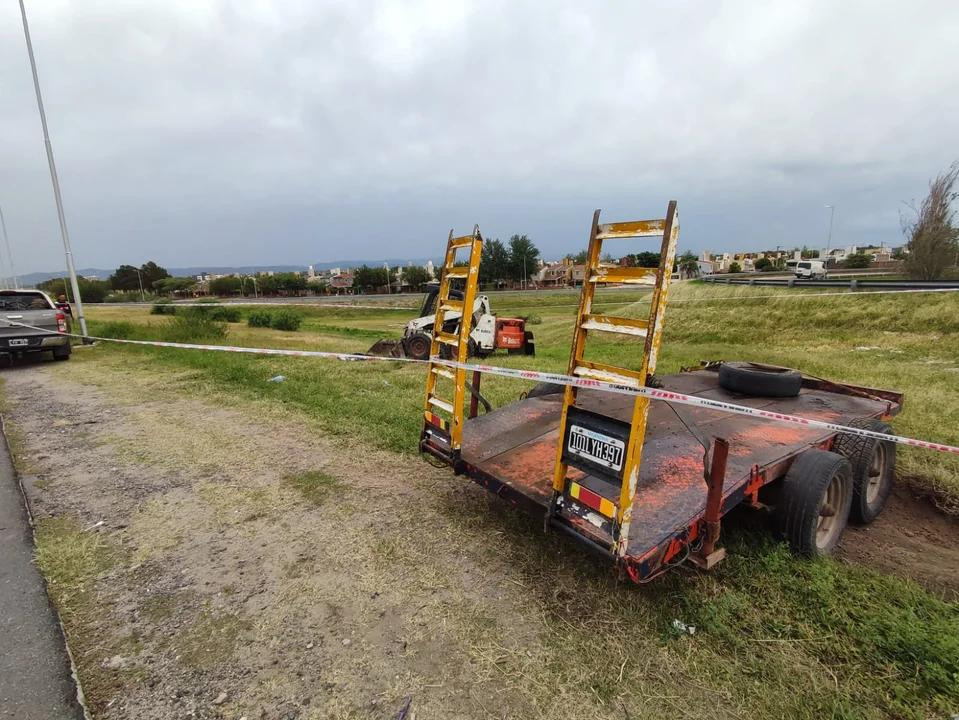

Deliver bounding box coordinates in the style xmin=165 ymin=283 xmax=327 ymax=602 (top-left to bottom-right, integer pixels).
xmin=0 ymin=290 xmax=71 ymax=362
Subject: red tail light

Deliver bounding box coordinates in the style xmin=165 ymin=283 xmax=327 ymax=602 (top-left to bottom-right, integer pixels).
xmin=56 ymin=312 xmax=67 ymax=333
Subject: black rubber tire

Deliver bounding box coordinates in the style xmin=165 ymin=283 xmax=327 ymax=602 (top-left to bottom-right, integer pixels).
xmin=719 ymin=361 xmax=802 ymax=398
xmin=52 ymin=345 xmax=71 ymax=361
xmin=832 ymin=418 xmax=896 ymax=525
xmin=404 ymin=333 xmax=431 ymax=361
xmin=778 ymin=449 xmax=853 ymax=557
xmin=523 ymin=382 xmax=564 ymax=399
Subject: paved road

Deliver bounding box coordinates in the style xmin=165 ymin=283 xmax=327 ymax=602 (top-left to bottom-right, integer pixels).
xmin=0 ymin=428 xmax=85 ymax=719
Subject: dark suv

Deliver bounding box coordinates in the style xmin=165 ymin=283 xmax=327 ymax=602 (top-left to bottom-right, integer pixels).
xmin=0 ymin=290 xmax=71 ymax=362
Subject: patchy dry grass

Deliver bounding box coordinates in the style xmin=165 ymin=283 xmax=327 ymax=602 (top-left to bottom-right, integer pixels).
xmin=284 ymin=469 xmax=342 ymax=506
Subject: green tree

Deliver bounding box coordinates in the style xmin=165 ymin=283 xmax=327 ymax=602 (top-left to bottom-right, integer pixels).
xmin=139 ymin=261 xmax=170 ymax=287
xmin=37 ymin=276 xmax=110 ymax=303
xmin=632 ymin=251 xmax=661 ymax=268
xmin=728 ymin=261 xmax=742 ymax=273
xmin=568 ymin=250 xmax=589 ymax=264
xmin=676 ymin=250 xmax=699 ymax=278
xmin=352 ymin=265 xmax=389 ymax=292
xmin=902 ymin=162 xmax=959 ymax=280
xmin=153 ymin=276 xmax=197 ymax=295
xmin=754 ymin=257 xmax=773 ymax=271
xmin=109 ymin=264 xmax=141 ymax=290
xmin=843 ymin=252 xmax=871 ymax=269
xmin=209 ymin=276 xmax=242 ymax=295
xmin=401 ymin=265 xmax=431 ymax=291
xmin=507 ymin=235 xmax=540 ymax=284
xmin=480 ymin=239 xmax=510 ymax=284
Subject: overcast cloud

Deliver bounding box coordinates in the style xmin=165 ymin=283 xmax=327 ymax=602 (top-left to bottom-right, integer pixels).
xmin=2 ymin=1 xmax=958 ymax=274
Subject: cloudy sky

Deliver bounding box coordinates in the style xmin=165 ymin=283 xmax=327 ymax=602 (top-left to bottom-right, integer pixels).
xmin=2 ymin=1 xmax=958 ymax=274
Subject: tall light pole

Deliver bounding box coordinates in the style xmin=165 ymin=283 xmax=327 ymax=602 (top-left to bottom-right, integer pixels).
xmin=19 ymin=0 xmax=88 ymax=336
xmin=134 ymin=267 xmax=145 ymax=302
xmin=825 ymin=204 xmax=835 ymax=257
xmin=384 ymin=262 xmax=391 ymax=295
xmin=0 ymin=205 xmax=19 ymax=289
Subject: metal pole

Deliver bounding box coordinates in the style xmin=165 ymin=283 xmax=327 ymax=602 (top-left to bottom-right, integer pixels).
xmin=384 ymin=262 xmax=391 ymax=295
xmin=135 ymin=267 xmax=145 ymax=302
xmin=523 ymin=254 xmax=527 ymax=291
xmin=19 ymin=0 xmax=88 ymax=336
xmin=825 ymin=204 xmax=835 ymax=255
xmin=0 ymin=205 xmax=19 ymax=289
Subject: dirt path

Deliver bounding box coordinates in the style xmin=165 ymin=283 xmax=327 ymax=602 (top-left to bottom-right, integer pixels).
xmin=3 ymin=356 xmax=958 ymax=719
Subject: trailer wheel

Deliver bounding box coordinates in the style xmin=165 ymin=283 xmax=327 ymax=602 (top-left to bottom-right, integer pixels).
xmin=404 ymin=333 xmax=431 ymax=361
xmin=778 ymin=450 xmax=852 ymax=557
xmin=832 ymin=418 xmax=895 ymax=524
xmin=719 ymin=362 xmax=802 ymax=398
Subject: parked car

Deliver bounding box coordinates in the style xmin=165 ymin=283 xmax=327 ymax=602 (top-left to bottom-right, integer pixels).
xmin=0 ymin=290 xmax=71 ymax=362
xmin=795 ymin=260 xmax=827 ymax=279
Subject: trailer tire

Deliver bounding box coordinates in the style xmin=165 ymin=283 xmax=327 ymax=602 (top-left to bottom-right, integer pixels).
xmin=52 ymin=345 xmax=71 ymax=361
xmin=522 ymin=382 xmax=564 ymax=399
xmin=404 ymin=333 xmax=431 ymax=361
xmin=832 ymin=418 xmax=895 ymax=525
xmin=778 ymin=450 xmax=852 ymax=557
xmin=719 ymin=362 xmax=802 ymax=397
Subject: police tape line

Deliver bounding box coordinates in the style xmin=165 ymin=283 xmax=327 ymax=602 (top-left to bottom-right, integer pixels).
xmin=4 ymin=320 xmax=959 ymax=456
xmin=86 ymin=285 xmax=959 ymax=311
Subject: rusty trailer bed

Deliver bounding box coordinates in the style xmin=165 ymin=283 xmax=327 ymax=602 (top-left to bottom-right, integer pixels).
xmin=458 ymin=369 xmax=901 ymax=578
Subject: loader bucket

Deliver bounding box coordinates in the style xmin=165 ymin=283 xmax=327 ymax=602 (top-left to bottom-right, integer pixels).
xmin=366 ymin=338 xmax=407 ymax=358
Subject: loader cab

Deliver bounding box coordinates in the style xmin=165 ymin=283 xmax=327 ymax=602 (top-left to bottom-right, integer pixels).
xmin=419 ymin=281 xmax=463 ymax=318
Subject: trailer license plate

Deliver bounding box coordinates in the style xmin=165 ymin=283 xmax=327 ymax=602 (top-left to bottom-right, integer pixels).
xmin=8 ymin=338 xmax=27 ymax=347
xmin=567 ymin=425 xmax=625 ymax=472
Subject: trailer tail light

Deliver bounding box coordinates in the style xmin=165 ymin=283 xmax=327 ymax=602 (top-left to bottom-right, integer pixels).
xmin=568 ymin=481 xmax=617 ymax=519
xmin=56 ymin=312 xmax=67 ymax=333
xmin=495 ymin=318 xmax=525 ymax=349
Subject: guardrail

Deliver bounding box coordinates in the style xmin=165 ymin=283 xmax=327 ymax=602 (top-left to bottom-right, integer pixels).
xmin=703 ymin=277 xmax=959 ymax=290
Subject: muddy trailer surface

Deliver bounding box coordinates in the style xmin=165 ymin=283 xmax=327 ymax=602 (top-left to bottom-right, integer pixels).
xmin=454 ymin=368 xmax=902 ymax=581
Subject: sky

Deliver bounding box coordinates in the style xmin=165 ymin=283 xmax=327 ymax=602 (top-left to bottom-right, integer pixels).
xmin=2 ymin=1 xmax=958 ymax=275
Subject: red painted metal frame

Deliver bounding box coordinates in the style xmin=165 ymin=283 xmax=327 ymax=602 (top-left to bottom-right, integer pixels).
xmin=427 ymin=368 xmax=903 ymax=582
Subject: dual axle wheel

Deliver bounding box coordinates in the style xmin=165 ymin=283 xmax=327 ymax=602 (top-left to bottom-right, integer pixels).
xmin=778 ymin=419 xmax=895 ymax=557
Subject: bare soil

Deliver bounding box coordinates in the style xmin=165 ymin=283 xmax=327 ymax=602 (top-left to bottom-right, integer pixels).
xmin=3 ymin=355 xmax=958 ymax=719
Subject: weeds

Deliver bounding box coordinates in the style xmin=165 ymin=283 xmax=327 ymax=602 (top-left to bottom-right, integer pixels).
xmin=160 ymin=314 xmax=228 ymax=343
xmin=284 ymin=469 xmax=341 ymax=505
xmin=247 ymin=308 xmax=303 ymax=331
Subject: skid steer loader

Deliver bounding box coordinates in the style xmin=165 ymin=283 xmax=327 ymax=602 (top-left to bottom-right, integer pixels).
xmin=367 ymin=282 xmax=534 ymax=360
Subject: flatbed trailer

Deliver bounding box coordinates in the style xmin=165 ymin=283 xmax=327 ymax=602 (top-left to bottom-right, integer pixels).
xmin=455 ymin=368 xmax=901 ymax=581
xmin=418 ymin=204 xmax=903 ymax=582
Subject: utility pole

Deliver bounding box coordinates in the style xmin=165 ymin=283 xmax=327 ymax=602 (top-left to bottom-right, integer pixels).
xmin=825 ymin=204 xmax=835 ymax=257
xmin=135 ymin=267 xmax=145 ymax=302
xmin=19 ymin=0 xmax=88 ymax=336
xmin=0 ymin=205 xmax=19 ymax=289
xmin=384 ymin=262 xmax=391 ymax=295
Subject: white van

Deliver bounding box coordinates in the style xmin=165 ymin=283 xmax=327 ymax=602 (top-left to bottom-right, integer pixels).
xmin=795 ymin=260 xmax=826 ymax=279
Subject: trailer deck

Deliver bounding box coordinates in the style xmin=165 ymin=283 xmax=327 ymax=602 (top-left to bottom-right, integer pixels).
xmin=458 ymin=368 xmax=901 ymax=578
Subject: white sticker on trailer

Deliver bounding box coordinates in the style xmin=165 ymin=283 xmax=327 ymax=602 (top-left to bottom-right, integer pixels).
xmin=568 ymin=425 xmax=625 ymax=471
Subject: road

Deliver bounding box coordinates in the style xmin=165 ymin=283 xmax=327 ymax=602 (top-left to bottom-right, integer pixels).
xmin=0 ymin=422 xmax=85 ymax=719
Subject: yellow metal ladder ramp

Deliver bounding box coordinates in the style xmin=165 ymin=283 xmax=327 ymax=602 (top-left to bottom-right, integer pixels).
xmin=419 ymin=226 xmax=483 ymax=463
xmin=550 ymin=201 xmax=680 ymax=557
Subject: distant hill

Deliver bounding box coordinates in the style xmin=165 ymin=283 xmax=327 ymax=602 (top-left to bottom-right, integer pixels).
xmin=18 ymin=259 xmax=440 ymax=287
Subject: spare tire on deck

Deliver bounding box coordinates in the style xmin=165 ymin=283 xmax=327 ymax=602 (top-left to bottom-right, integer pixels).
xmin=718 ymin=361 xmax=802 ymax=398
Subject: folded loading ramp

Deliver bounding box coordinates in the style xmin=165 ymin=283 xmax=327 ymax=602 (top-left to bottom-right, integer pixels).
xmin=459 ymin=369 xmax=899 ymax=571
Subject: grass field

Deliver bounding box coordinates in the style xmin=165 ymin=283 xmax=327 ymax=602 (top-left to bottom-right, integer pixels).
xmin=84 ymin=283 xmax=959 ymax=510
xmin=12 ymin=281 xmax=959 ymax=719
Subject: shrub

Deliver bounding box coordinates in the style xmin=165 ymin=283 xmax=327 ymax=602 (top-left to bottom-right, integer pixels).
xmin=270 ymin=309 xmax=303 ymax=331
xmin=247 ymin=310 xmax=273 ymax=328
xmin=160 ymin=314 xmax=228 ymax=344
xmin=150 ymin=303 xmax=177 ymax=315
xmin=523 ymin=314 xmax=543 ymax=325
xmin=177 ymin=305 xmax=241 ymax=322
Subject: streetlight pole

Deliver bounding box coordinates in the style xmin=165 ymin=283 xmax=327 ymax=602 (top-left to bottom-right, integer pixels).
xmin=0 ymin=204 xmax=19 ymax=289
xmin=825 ymin=204 xmax=835 ymax=257
xmin=18 ymin=0 xmax=88 ymax=336
xmin=523 ymin=254 xmax=527 ymax=291
xmin=135 ymin=267 xmax=145 ymax=302
xmin=384 ymin=262 xmax=391 ymax=295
